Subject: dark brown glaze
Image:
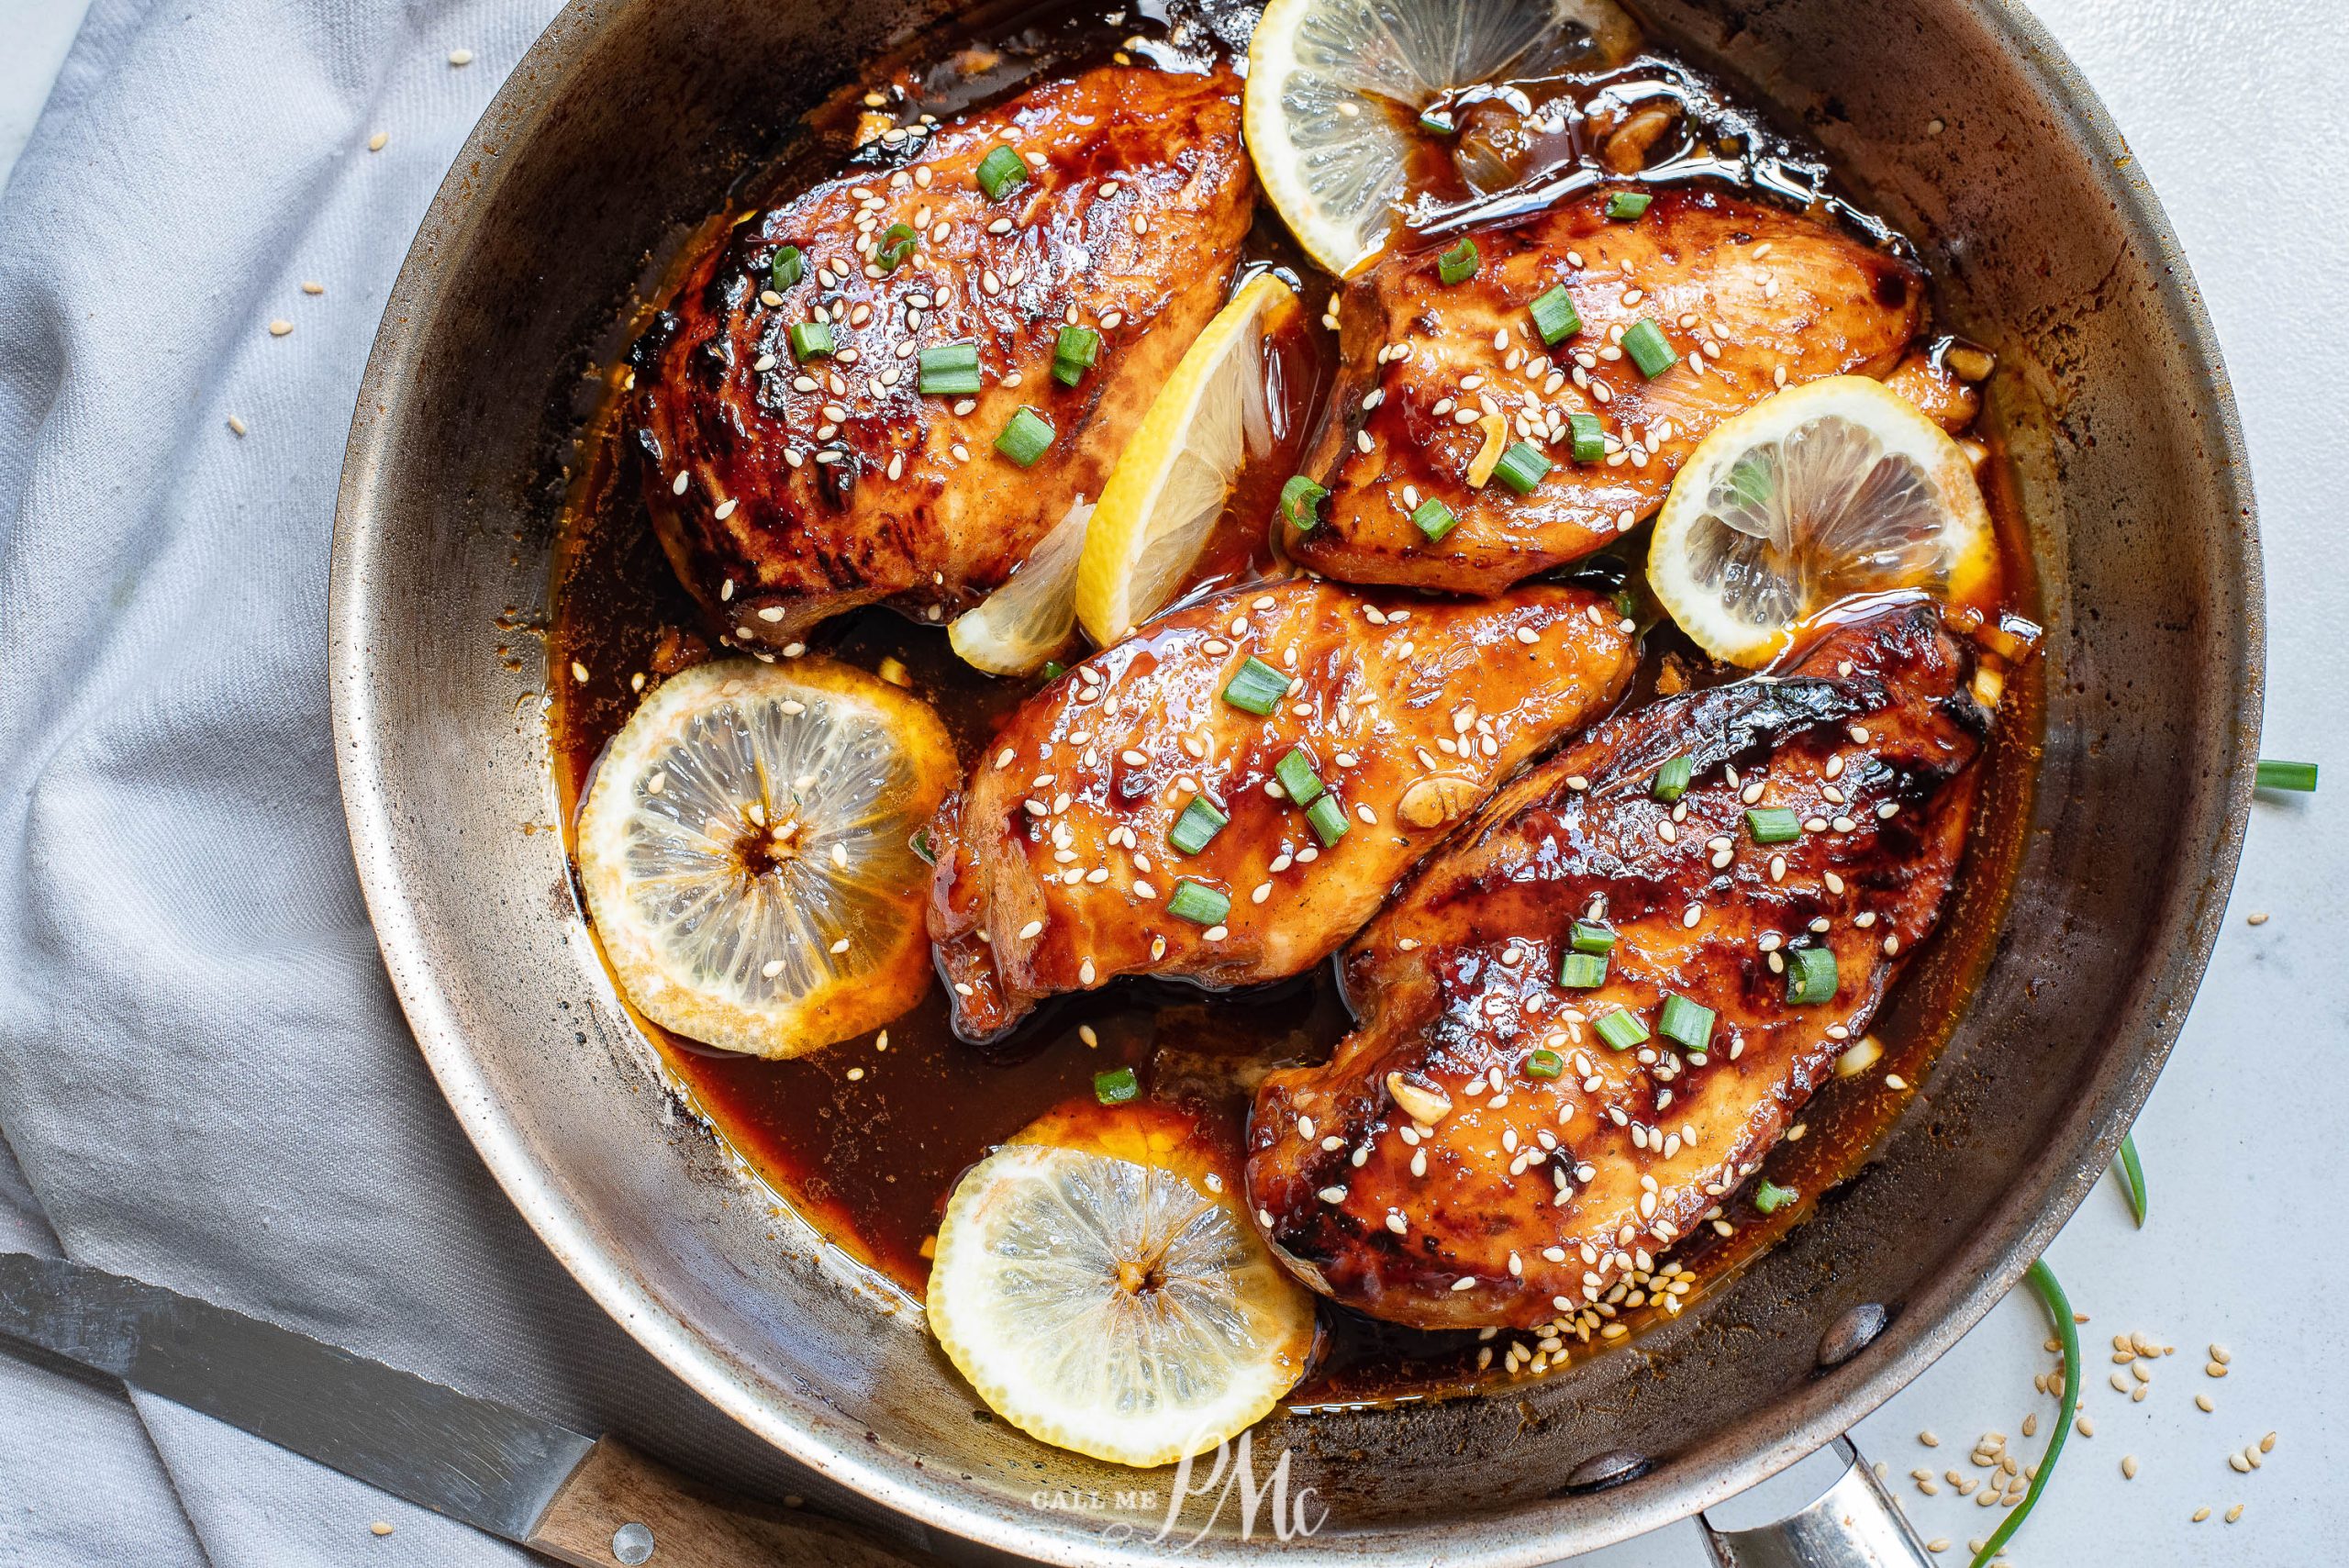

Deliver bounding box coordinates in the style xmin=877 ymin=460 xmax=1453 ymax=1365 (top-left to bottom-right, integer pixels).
xmin=1246 ymin=604 xmax=1987 ymax=1329
xmin=927 ymin=577 xmax=1637 ymax=1040
xmin=1283 ymin=186 xmax=1926 ymax=595
xmin=630 ymin=63 xmax=1254 ymax=646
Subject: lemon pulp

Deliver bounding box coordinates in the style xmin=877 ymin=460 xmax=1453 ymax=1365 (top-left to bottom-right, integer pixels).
xmin=926 ymin=1107 xmax=1316 ymax=1467
xmin=1244 ymin=0 xmax=1638 ymax=274
xmin=1647 ymin=376 xmax=1996 ymax=667
xmin=574 ymin=659 xmax=954 ymax=1057
xmin=1072 ymin=272 xmax=1298 ymax=646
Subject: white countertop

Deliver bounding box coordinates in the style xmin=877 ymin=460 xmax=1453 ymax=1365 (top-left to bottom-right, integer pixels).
xmin=1 ymin=0 xmax=2339 ymax=1562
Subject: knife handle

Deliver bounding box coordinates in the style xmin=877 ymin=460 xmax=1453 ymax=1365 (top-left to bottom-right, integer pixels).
xmin=528 ymin=1438 xmax=944 ymax=1568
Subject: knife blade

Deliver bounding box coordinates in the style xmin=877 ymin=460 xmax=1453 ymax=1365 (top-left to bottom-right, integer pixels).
xmin=0 ymin=1252 xmax=933 ymax=1568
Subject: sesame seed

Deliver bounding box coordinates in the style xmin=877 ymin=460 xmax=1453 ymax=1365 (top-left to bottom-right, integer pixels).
xmin=367 ymin=131 xmax=388 ymax=151
xmin=448 ymin=48 xmax=473 ymax=67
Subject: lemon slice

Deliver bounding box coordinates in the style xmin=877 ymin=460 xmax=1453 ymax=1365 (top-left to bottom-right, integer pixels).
xmin=1072 ymin=273 xmax=1297 ymax=647
xmin=1647 ymin=375 xmax=1998 ymax=667
xmin=1244 ymin=0 xmax=1639 ymax=275
xmin=948 ymin=499 xmax=1094 ymax=676
xmin=575 ymin=659 xmax=954 ymax=1058
xmin=926 ymin=1105 xmax=1317 ymax=1467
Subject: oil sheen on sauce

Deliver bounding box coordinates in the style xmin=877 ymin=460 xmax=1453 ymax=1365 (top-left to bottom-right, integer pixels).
xmin=547 ymin=1 xmax=2043 ymax=1407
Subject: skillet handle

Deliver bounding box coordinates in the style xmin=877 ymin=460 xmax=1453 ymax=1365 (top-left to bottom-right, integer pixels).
xmin=526 ymin=1437 xmax=946 ymax=1568
xmin=1698 ymin=1437 xmax=1934 ymax=1568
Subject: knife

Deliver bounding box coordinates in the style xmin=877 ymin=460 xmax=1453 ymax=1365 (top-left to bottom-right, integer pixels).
xmin=0 ymin=1252 xmax=935 ymax=1568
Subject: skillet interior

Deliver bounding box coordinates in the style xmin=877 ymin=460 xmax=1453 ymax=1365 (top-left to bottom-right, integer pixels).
xmin=329 ymin=0 xmax=2259 ymax=1560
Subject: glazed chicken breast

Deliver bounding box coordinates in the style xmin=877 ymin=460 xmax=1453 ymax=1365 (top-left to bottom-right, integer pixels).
xmin=927 ymin=578 xmax=1638 ymax=1041
xmin=1282 ymin=186 xmax=1934 ymax=596
xmin=1246 ymin=604 xmax=1988 ymax=1329
xmin=629 ymin=64 xmax=1253 ymax=646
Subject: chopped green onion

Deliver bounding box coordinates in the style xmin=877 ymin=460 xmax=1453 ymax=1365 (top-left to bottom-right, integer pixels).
xmin=1052 ymin=324 xmax=1101 ymax=387
xmin=1753 ymin=1178 xmax=1798 ymax=1214
xmin=769 ymin=245 xmax=803 ymax=291
xmin=1658 ymin=993 xmax=1715 ymax=1051
xmin=1569 ymin=920 xmax=1615 ymax=954
xmin=1437 ymin=238 xmax=1480 ymax=285
xmin=1493 ymin=442 xmax=1551 ymax=495
xmin=908 ymin=826 xmax=935 ymax=865
xmin=1220 ymin=657 xmax=1291 ymax=717
xmin=993 ymin=406 xmax=1054 ymax=467
xmin=1166 ymin=879 xmax=1230 ymax=926
xmin=1275 ymin=747 xmax=1325 ymax=806
xmin=917 ymin=341 xmax=982 ymax=395
xmin=1969 ymin=1261 xmax=2077 ymax=1568
xmin=1622 ymin=317 xmax=1677 ymax=378
xmin=1040 ymin=661 xmax=1067 ymax=681
xmin=1529 ymin=284 xmax=1581 ymax=345
xmin=2255 ymin=758 xmax=2319 ymax=792
xmin=1559 ymin=951 xmax=1608 ymax=989
xmin=1744 ymin=806 xmax=1800 ymax=843
xmin=1567 ymin=410 xmax=1606 ymax=463
xmin=1305 ymin=794 xmax=1350 ymax=848
xmin=1605 ymin=190 xmax=1653 ymax=220
xmin=975 ymin=144 xmax=1028 ymax=199
xmin=1168 ymin=796 xmax=1229 ymax=856
xmin=875 ymin=221 xmax=918 ymax=272
xmin=787 ymin=321 xmax=834 ymax=361
xmin=1652 ymin=753 xmax=1693 ymax=802
xmin=2114 ymin=1130 xmax=2147 ymax=1228
xmin=1786 ymin=945 xmax=1838 ymax=1005
xmin=1524 ymin=1048 xmax=1564 ymax=1080
xmin=1419 ymin=108 xmax=1456 ymax=136
xmin=1093 ymin=1066 xmax=1141 ymax=1105
xmin=1409 ymin=497 xmax=1459 ymax=541
xmin=1280 ymin=474 xmax=1328 ymax=531
xmin=1595 ymin=1007 xmax=1649 ymax=1051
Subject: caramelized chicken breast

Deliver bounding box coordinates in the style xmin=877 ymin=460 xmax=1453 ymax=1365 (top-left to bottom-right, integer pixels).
xmin=1283 ymin=186 xmax=1927 ymax=595
xmin=928 ymin=578 xmax=1638 ymax=1041
xmin=630 ymin=64 xmax=1253 ymax=646
xmin=1246 ymin=604 xmax=1987 ymax=1329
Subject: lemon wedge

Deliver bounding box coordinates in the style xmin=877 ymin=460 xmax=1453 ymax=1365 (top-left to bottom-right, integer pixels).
xmin=1072 ymin=273 xmax=1297 ymax=647
xmin=575 ymin=659 xmax=954 ymax=1057
xmin=948 ymin=500 xmax=1093 ymax=676
xmin=926 ymin=1103 xmax=1317 ymax=1467
xmin=1646 ymin=375 xmax=1998 ymax=667
xmin=1244 ymin=0 xmax=1639 ymax=275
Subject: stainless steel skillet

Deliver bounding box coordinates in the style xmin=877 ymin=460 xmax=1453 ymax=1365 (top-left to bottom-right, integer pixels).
xmin=329 ymin=0 xmax=2261 ymax=1561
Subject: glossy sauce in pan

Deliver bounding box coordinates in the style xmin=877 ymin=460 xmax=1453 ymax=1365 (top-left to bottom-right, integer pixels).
xmin=545 ymin=0 xmax=2042 ymax=1406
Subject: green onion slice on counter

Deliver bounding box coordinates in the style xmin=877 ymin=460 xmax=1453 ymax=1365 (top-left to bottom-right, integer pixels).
xmin=1970 ymin=1260 xmax=2079 ymax=1568
xmin=2254 ymin=758 xmax=2318 ymax=792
